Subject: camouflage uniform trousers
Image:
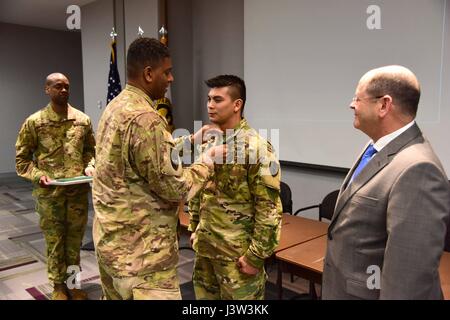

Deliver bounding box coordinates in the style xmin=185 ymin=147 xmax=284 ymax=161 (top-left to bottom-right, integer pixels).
xmin=36 ymin=192 xmax=88 ymax=284
xmin=193 ymin=255 xmax=267 ymax=300
xmin=97 ymin=263 xmax=182 ymax=300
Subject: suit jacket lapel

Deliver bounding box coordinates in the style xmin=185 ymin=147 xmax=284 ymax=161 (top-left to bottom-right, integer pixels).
xmin=330 ymin=124 xmax=422 ymax=227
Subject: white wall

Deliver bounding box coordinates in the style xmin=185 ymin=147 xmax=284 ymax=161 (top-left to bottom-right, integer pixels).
xmin=124 ymin=0 xmax=158 ymax=50
xmin=81 ymin=0 xmax=115 ymax=130
xmin=192 ymin=0 xmax=244 ymax=124
xmin=82 ymin=0 xmax=158 ymax=130
xmin=0 ymin=22 xmax=84 ymax=174
xmin=245 ymin=0 xmax=450 ymax=172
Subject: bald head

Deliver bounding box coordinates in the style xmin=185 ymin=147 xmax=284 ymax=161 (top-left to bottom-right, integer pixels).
xmin=360 ymin=65 xmax=421 ymax=117
xmin=45 ymin=73 xmax=69 ymax=86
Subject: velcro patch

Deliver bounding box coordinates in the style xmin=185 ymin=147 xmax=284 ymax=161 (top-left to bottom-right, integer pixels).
xmin=162 ymin=145 xmax=182 ymax=176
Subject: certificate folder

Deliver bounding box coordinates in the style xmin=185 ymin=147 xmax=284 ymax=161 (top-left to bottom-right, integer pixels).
xmin=48 ymin=176 xmax=93 ymax=186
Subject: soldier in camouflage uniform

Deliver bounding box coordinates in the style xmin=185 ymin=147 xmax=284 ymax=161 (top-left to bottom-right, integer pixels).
xmin=189 ymin=75 xmax=283 ymax=300
xmin=92 ymin=38 xmax=223 ymax=300
xmin=15 ymin=73 xmax=96 ymax=300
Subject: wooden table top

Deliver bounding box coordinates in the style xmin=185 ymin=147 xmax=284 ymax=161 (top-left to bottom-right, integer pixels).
xmin=276 ymin=214 xmax=329 ymax=252
xmin=178 ymin=205 xmax=190 ymax=228
xmin=276 ymin=234 xmax=327 ymax=273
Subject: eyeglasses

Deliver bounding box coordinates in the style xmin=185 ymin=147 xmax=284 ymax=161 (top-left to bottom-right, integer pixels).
xmin=351 ymin=95 xmax=384 ymax=103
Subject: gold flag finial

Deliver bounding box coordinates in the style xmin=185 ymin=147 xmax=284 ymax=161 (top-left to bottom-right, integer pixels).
xmin=159 ymin=25 xmax=168 ymax=46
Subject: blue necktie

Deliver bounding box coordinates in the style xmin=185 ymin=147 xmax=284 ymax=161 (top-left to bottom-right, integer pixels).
xmin=350 ymin=144 xmax=377 ymax=183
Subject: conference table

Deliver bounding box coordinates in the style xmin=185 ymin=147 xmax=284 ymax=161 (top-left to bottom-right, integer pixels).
xmin=178 ymin=210 xmax=329 ymax=251
xmin=276 ymin=214 xmax=329 ymax=253
xmin=276 ymin=235 xmax=450 ymax=300
xmin=272 ymin=214 xmax=328 ymax=300
xmin=276 ymin=235 xmax=327 ymax=299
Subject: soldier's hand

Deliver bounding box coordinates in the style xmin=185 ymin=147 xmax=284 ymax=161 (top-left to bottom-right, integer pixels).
xmin=237 ymin=256 xmax=260 ymax=276
xmin=192 ymin=124 xmax=223 ymax=143
xmin=39 ymin=175 xmax=52 ymax=188
xmin=84 ymin=167 xmax=95 ymax=176
xmin=201 ymin=144 xmax=228 ymax=169
xmin=190 ymin=232 xmax=196 ymax=247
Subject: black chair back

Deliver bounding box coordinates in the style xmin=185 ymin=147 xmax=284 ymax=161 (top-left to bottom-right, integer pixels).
xmin=280 ymin=181 xmax=293 ymax=214
xmin=318 ymin=190 xmax=339 ymax=221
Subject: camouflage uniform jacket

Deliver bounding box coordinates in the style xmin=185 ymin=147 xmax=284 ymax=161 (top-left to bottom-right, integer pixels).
xmin=92 ymin=84 xmax=211 ymax=277
xmin=188 ymin=119 xmax=282 ymax=269
xmin=15 ymin=103 xmax=95 ymax=198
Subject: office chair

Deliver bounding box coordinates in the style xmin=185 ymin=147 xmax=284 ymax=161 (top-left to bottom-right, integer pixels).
xmin=280 ymin=181 xmax=293 ymax=214
xmin=288 ymin=189 xmax=339 ymax=299
xmin=264 ymin=181 xmax=293 ymax=274
xmin=293 ymin=189 xmax=339 ymax=221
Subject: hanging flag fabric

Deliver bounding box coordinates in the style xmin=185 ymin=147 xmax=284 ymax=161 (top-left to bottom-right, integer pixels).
xmin=107 ymin=40 xmax=122 ymax=104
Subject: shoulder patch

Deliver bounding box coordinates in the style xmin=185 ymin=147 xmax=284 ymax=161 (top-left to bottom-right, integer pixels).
xmin=259 ymin=156 xmax=281 ymax=191
xmin=269 ymin=160 xmax=280 ymax=177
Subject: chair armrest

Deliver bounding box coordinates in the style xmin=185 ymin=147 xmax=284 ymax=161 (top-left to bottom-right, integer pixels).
xmin=293 ymin=204 xmax=320 ymax=216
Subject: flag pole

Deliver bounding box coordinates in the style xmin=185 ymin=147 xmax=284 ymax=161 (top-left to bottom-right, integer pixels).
xmin=158 ymin=0 xmax=168 ymax=46
xmin=106 ymin=27 xmax=122 ymax=104
xmin=156 ymin=0 xmax=175 ymax=133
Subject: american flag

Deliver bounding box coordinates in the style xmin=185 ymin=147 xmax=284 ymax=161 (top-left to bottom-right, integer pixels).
xmin=106 ymin=40 xmax=122 ymax=104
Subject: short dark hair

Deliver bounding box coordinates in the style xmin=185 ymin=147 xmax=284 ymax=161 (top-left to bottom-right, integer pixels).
xmin=205 ymin=75 xmax=246 ymax=115
xmin=366 ymin=74 xmax=420 ymax=117
xmin=127 ymin=37 xmax=170 ymax=79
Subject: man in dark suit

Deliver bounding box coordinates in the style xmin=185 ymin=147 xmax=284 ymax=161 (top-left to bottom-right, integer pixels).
xmin=322 ymin=65 xmax=450 ymax=299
